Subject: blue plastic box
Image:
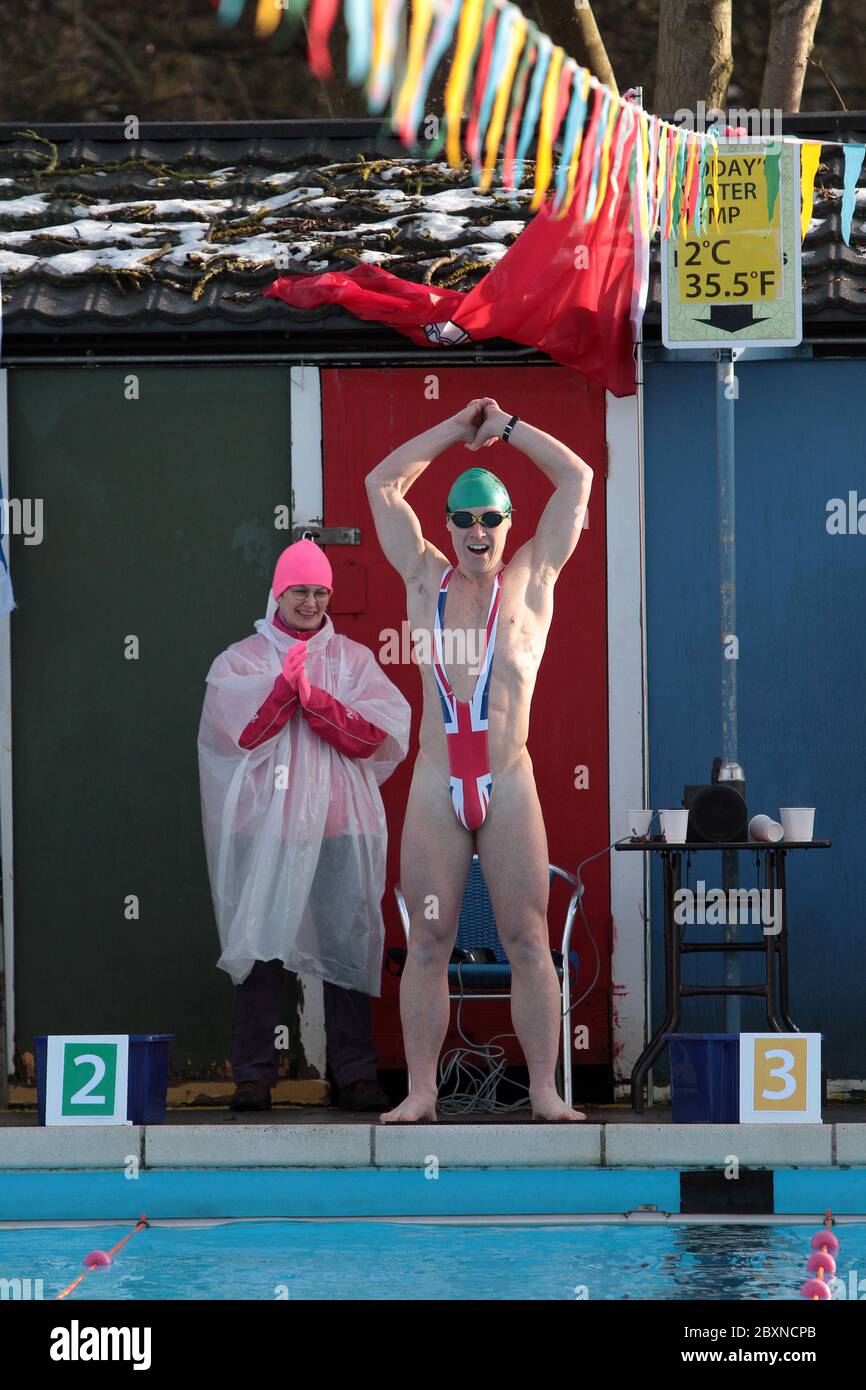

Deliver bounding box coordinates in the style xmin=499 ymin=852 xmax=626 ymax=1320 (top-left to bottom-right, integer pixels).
xmin=663 ymin=1033 xmax=740 ymax=1123
xmin=35 ymin=1034 xmax=174 ymax=1125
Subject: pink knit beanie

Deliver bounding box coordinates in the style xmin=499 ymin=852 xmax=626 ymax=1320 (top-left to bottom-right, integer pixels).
xmin=272 ymin=539 xmax=333 ymax=599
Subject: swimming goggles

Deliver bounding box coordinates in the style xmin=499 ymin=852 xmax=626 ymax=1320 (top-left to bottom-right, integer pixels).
xmin=447 ymin=509 xmax=512 ymax=529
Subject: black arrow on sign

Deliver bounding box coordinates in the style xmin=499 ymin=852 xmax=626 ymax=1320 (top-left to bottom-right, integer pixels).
xmin=697 ymin=304 xmax=770 ymax=333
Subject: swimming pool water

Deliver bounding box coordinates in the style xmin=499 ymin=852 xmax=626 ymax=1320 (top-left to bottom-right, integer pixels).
xmin=3 ymin=1220 xmax=864 ymax=1301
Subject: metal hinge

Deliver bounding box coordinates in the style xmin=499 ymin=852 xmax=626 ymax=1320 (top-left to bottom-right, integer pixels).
xmin=291 ymin=524 xmax=361 ymax=545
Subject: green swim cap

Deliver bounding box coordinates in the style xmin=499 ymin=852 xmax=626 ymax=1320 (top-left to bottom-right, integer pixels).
xmin=446 ymin=468 xmax=512 ymax=515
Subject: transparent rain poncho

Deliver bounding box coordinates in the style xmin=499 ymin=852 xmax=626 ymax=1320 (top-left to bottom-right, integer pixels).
xmin=197 ymin=595 xmax=411 ymax=993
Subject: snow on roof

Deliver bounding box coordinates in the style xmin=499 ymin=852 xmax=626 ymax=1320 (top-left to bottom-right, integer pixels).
xmin=0 ymin=129 xmax=536 ymax=335
xmin=0 ymin=121 xmax=864 ymax=341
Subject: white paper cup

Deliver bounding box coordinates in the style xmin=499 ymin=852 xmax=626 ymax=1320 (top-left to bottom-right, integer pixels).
xmin=779 ymin=807 xmax=815 ymax=842
xmin=660 ymin=809 xmax=690 ymax=843
xmin=749 ymin=814 xmax=784 ymax=843
xmin=627 ymin=809 xmax=653 ymax=837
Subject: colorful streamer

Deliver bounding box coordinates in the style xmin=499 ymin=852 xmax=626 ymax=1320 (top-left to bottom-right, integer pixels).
xmin=500 ymin=25 xmax=537 ymax=188
xmin=444 ymin=0 xmax=486 ymax=169
xmin=476 ymin=3 xmax=521 ymax=176
xmin=530 ymin=42 xmax=565 ymax=209
xmin=403 ymin=0 xmax=463 ymax=145
xmin=464 ymin=1 xmax=499 ymax=170
xmin=800 ymin=142 xmax=822 ymax=241
xmin=214 ymin=0 xmax=246 ymax=24
xmin=254 ymin=0 xmax=284 ymax=35
xmin=345 ymin=0 xmax=374 ymax=86
xmin=552 ymin=64 xmax=589 ymax=217
xmin=392 ymin=0 xmax=434 ymax=139
xmin=211 ymin=0 xmax=859 ymax=271
xmin=479 ymin=8 xmax=528 ymax=191
xmin=368 ymin=0 xmax=405 ymax=113
xmin=841 ymin=144 xmax=866 ymax=246
xmin=512 ymin=32 xmax=551 ymax=190
xmin=307 ymin=0 xmax=341 ymax=78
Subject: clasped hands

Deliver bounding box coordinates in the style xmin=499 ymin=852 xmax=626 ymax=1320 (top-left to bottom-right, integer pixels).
xmin=281 ymin=644 xmax=312 ymax=706
xmin=455 ymin=397 xmax=512 ymax=452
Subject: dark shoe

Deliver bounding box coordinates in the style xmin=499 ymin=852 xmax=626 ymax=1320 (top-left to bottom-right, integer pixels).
xmin=336 ymin=1079 xmax=391 ymax=1112
xmin=229 ymin=1080 xmax=272 ymax=1112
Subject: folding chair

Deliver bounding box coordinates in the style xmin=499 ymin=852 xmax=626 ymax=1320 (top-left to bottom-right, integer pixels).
xmin=393 ymin=853 xmax=584 ymax=1104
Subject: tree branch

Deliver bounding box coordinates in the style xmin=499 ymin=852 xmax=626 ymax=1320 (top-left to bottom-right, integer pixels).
xmin=531 ymin=1 xmax=617 ymax=93
xmin=760 ymin=0 xmax=824 ymax=113
xmin=654 ymin=0 xmax=733 ymax=113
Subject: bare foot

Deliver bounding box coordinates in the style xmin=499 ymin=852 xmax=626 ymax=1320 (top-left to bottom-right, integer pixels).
xmin=379 ymin=1090 xmax=438 ymax=1124
xmin=531 ymin=1090 xmax=587 ymax=1122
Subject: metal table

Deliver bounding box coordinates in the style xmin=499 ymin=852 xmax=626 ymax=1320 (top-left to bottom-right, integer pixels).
xmin=615 ymin=839 xmax=831 ymax=1112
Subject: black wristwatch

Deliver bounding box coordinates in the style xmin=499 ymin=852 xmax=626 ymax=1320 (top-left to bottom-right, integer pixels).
xmin=501 ymin=414 xmax=519 ymax=443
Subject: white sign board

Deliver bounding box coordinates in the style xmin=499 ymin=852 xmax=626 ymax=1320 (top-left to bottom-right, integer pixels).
xmin=739 ymin=1032 xmax=822 ymax=1124
xmin=661 ymin=140 xmax=803 ymax=350
xmin=44 ymin=1035 xmax=129 ymax=1126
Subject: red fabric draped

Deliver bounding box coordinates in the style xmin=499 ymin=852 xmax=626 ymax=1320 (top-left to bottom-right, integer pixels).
xmin=263 ymin=143 xmax=639 ymax=398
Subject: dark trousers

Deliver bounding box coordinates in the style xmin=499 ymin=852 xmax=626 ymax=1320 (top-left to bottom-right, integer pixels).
xmin=231 ymin=958 xmax=378 ymax=1089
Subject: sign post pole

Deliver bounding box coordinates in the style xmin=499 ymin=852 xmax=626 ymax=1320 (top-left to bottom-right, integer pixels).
xmin=716 ymin=346 xmax=744 ymax=1031
xmin=662 ymin=140 xmax=803 ymax=1035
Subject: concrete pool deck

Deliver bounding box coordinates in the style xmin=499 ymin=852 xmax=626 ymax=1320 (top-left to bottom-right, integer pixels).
xmin=2 ymin=1104 xmax=866 ymax=1171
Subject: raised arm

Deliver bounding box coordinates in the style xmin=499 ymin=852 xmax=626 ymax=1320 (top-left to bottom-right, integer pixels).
xmin=467 ymin=400 xmax=593 ymax=583
xmin=364 ymin=399 xmax=495 ymax=580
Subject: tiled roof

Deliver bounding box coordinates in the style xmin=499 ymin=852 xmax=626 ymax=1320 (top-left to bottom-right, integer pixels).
xmin=1 ymin=117 xmax=865 ymax=354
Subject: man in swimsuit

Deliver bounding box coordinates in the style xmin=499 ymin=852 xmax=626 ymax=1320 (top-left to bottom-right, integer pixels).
xmin=365 ymin=397 xmax=593 ymax=1122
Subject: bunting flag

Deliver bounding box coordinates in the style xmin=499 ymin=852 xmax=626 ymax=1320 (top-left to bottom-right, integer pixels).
xmin=444 ymin=0 xmax=485 ymax=169
xmin=213 ymin=0 xmax=246 ymax=24
xmin=212 ymin=0 xmax=862 ymax=259
xmin=500 ymin=24 xmax=538 ymax=191
xmin=630 ymin=113 xmax=650 ymax=342
xmin=841 ymin=144 xmax=866 ymax=246
xmin=211 ymin=0 xmax=866 ymax=394
xmin=552 ymin=62 xmax=589 ymax=216
xmin=800 ymin=142 xmax=822 ymax=241
xmin=765 ymin=143 xmax=782 ymax=222
xmin=254 ymin=0 xmax=283 ymax=37
xmin=478 ymin=7 xmax=527 ymax=191
xmin=368 ymin=0 xmax=405 ymax=112
xmin=306 ymin=0 xmax=342 ymax=78
xmin=345 ymin=0 xmax=375 ymax=86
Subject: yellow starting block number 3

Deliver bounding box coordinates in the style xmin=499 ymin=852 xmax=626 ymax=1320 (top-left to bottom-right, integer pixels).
xmin=739 ymin=1033 xmax=822 ymax=1124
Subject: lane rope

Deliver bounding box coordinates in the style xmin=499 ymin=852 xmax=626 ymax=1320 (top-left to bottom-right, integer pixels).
xmin=55 ymin=1213 xmax=149 ymax=1300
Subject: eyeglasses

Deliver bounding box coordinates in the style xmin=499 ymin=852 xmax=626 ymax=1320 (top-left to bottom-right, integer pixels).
xmin=448 ymin=510 xmax=512 ymax=529
xmin=286 ymin=587 xmax=331 ymax=602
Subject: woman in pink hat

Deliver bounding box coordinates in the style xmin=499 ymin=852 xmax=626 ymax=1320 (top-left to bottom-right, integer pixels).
xmin=197 ymin=539 xmax=411 ymax=1113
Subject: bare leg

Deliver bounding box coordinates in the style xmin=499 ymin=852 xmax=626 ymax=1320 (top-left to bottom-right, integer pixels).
xmin=477 ymin=753 xmax=585 ymax=1121
xmin=380 ymin=752 xmax=475 ymax=1123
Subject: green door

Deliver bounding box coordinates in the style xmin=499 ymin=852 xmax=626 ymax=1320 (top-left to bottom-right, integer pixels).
xmin=8 ymin=364 xmax=295 ymax=1076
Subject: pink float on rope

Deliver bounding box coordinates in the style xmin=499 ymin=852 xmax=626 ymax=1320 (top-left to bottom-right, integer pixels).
xmin=83 ymin=1250 xmax=112 ymax=1269
xmin=806 ymin=1251 xmax=837 ymax=1277
xmin=800 ymin=1278 xmax=832 ymax=1300
xmin=809 ymin=1231 xmax=840 ymax=1254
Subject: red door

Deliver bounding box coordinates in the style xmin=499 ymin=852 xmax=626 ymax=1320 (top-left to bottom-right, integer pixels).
xmin=322 ymin=366 xmax=611 ymax=1072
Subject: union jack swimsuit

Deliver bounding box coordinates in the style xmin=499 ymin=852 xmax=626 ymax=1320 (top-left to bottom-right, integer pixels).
xmin=432 ymin=565 xmax=502 ymax=832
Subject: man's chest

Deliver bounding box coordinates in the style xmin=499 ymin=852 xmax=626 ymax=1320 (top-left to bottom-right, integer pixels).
xmin=407 ymin=574 xmax=549 ymax=698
